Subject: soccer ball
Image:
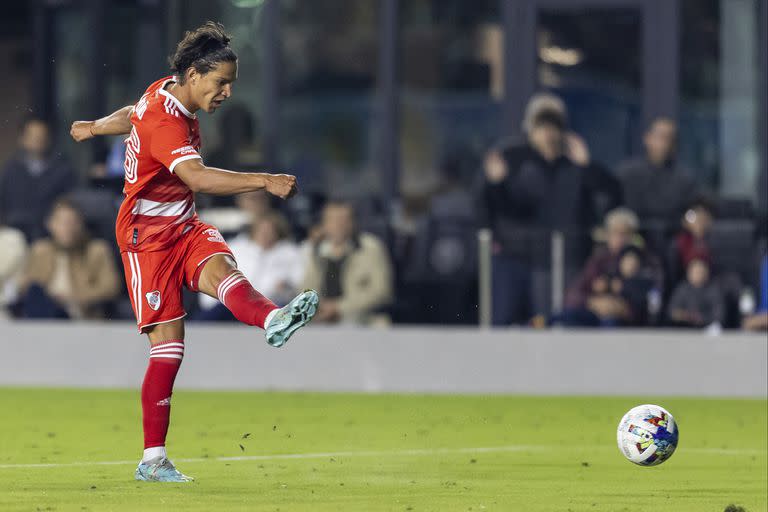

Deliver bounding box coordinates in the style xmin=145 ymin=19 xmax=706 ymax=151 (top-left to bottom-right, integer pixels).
xmin=617 ymin=404 xmax=679 ymax=466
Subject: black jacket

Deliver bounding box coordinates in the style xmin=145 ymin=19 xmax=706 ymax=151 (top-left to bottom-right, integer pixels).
xmin=479 ymin=142 xmax=622 ymax=235
xmin=617 ymin=157 xmax=699 ymax=226
xmin=0 ymin=152 xmax=75 ymax=241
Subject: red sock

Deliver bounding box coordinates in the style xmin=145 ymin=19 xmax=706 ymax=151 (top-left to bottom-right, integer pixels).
xmin=217 ymin=270 xmax=278 ymax=328
xmin=142 ymin=340 xmax=184 ymax=449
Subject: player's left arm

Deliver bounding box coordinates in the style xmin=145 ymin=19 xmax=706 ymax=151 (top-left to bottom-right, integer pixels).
xmin=70 ymin=105 xmax=134 ymax=142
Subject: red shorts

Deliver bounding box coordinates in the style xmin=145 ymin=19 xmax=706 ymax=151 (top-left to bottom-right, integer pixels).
xmin=121 ymin=222 xmax=233 ymax=332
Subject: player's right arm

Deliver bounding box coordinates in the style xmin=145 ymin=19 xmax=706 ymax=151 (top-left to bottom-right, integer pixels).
xmin=174 ymin=159 xmax=297 ymax=199
xmin=152 ymin=118 xmax=297 ymax=199
xmin=70 ymin=105 xmax=134 ymax=142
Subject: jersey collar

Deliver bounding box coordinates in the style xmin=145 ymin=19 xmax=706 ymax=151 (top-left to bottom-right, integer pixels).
xmin=158 ymin=77 xmax=196 ymax=119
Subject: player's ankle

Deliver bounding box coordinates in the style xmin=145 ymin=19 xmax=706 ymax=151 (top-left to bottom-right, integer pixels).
xmin=142 ymin=445 xmax=167 ymax=462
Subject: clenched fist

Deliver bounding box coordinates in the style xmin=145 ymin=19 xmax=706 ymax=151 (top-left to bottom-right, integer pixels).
xmin=70 ymin=121 xmax=95 ymax=142
xmin=264 ymin=173 xmax=298 ymax=200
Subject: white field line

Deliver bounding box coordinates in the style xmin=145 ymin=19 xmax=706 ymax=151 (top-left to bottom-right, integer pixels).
xmin=0 ymin=445 xmax=763 ymax=470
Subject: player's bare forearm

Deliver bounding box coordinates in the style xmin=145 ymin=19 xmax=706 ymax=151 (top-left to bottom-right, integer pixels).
xmin=70 ymin=105 xmax=134 ymax=142
xmin=174 ymin=158 xmax=297 ymax=199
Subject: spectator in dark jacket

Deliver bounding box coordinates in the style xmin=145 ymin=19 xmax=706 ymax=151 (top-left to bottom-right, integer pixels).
xmin=0 ymin=118 xmax=76 ymax=241
xmin=667 ymin=257 xmax=724 ymax=327
xmin=479 ymin=93 xmax=622 ymax=324
xmin=618 ymin=117 xmax=699 ymax=228
xmin=480 ymin=94 xmax=622 ymax=233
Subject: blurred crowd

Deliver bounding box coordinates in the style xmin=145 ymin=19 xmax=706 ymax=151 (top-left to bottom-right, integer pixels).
xmin=0 ymin=92 xmax=766 ymax=332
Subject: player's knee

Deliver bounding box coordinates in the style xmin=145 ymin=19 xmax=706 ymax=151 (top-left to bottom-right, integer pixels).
xmin=200 ymin=254 xmax=238 ymax=292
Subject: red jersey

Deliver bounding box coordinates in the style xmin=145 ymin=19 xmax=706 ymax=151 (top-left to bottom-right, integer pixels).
xmin=115 ymin=76 xmax=202 ymax=252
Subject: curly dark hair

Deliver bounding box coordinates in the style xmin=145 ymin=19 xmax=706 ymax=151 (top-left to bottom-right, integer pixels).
xmin=169 ymin=21 xmax=237 ymax=84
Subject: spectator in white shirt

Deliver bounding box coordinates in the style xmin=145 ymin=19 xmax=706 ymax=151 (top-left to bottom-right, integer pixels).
xmin=197 ymin=212 xmax=304 ymax=318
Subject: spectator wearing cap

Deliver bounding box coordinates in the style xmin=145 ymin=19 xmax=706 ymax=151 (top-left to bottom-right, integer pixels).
xmin=478 ymin=93 xmax=623 ymax=324
xmin=554 ymin=208 xmax=663 ymax=326
xmin=618 ymin=117 xmax=699 ymax=228
xmin=0 ymin=118 xmax=76 ymax=241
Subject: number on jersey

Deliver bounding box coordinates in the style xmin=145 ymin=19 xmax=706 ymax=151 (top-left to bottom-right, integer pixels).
xmin=124 ymin=126 xmax=140 ymax=184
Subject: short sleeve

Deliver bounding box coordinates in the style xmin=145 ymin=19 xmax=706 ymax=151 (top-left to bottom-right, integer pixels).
xmin=150 ymin=119 xmax=201 ymax=173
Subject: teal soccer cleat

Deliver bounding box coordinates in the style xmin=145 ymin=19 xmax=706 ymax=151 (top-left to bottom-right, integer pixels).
xmin=265 ymin=289 xmax=319 ymax=348
xmin=134 ymin=457 xmax=194 ymax=482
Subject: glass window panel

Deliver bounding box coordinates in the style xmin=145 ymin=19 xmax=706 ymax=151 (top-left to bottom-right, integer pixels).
xmin=279 ymin=0 xmax=379 ymax=197
xmin=176 ymin=2 xmax=266 ymax=174
xmin=537 ymin=8 xmax=642 ymax=169
xmin=398 ymin=0 xmax=501 ymax=202
xmin=680 ymin=0 xmax=762 ymax=202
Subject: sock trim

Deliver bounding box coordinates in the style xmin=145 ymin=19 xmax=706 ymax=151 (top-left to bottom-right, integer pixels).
xmin=149 ymin=340 xmax=184 ymax=360
xmin=217 ymin=271 xmax=247 ymax=306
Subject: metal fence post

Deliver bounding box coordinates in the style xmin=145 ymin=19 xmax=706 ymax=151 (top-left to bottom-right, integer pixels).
xmin=478 ymin=229 xmax=493 ymax=327
xmin=550 ymin=230 xmax=565 ymax=315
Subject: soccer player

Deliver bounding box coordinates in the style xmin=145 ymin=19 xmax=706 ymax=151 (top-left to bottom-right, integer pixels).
xmin=70 ymin=22 xmax=318 ymax=482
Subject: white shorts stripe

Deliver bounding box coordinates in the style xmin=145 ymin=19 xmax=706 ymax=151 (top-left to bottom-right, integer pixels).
xmin=127 ymin=253 xmax=140 ymax=326
xmin=129 ymin=253 xmax=143 ymax=326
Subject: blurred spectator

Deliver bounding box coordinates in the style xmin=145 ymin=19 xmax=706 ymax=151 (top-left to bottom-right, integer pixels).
xmin=206 ymin=104 xmax=262 ymax=171
xmin=18 ymin=198 xmax=120 ymax=319
xmin=675 ymin=200 xmax=714 ymax=266
xmin=667 ymin=257 xmax=725 ymax=328
xmin=667 ymin=199 xmax=715 ymax=286
xmin=104 ymin=138 xmax=127 ymax=178
xmin=479 ymin=93 xmax=622 ymax=324
xmin=556 ymin=208 xmax=663 ymax=326
xmin=303 ymin=200 xmax=393 ymax=325
xmin=560 ymin=245 xmax=654 ymax=327
xmin=618 ymin=117 xmax=699 ymax=227
xmin=481 ymin=93 xmax=622 ymax=231
xmin=201 ymin=104 xmax=263 ymax=208
xmin=742 ymin=254 xmax=768 ymax=331
xmin=0 ymin=224 xmax=27 ymax=316
xmin=0 ymin=118 xmax=75 ymax=241
xmin=430 ymin=151 xmax=475 ymax=219
xmin=235 ymin=190 xmax=273 ymax=224
xmin=198 ymin=212 xmax=304 ymax=319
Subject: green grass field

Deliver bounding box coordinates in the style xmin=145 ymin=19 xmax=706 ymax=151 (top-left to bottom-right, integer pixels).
xmin=0 ymin=389 xmax=764 ymax=512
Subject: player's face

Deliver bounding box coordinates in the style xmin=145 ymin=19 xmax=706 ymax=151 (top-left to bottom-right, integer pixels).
xmin=196 ymin=60 xmax=238 ymax=113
